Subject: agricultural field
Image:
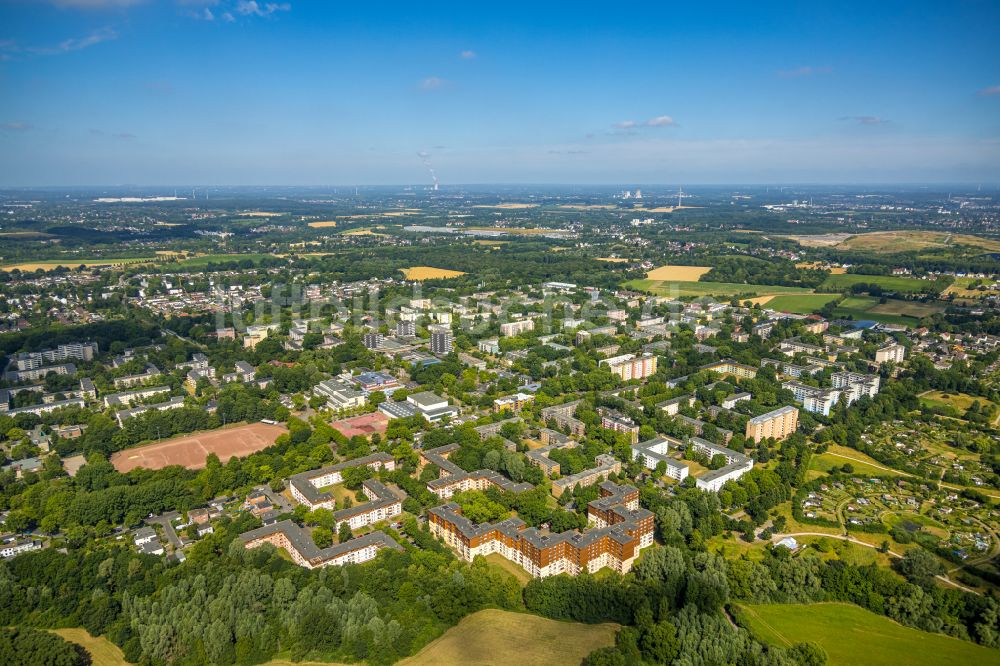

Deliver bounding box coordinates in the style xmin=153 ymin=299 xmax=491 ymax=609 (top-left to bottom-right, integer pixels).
xmin=176 ymin=253 xmax=273 ymax=268
xmin=400 ymin=266 xmax=467 ymax=280
xmin=830 ymin=296 xmax=931 ymax=326
xmin=762 ymin=293 xmax=840 ymax=314
xmin=784 ymin=230 xmax=1000 ymax=254
xmin=306 ymin=220 xmax=338 ymax=228
xmin=597 ymin=257 xmax=632 ymax=263
xmin=624 ymin=278 xmax=814 ymax=299
xmin=736 ymin=602 xmax=999 ymax=666
xmin=868 ymin=299 xmax=947 ymax=318
xmin=0 ymin=256 xmax=158 ymax=272
xmin=820 ymin=273 xmax=942 ymax=294
xmin=645 ymin=264 xmax=712 ymax=281
xmin=395 ymin=609 xmax=618 ymax=666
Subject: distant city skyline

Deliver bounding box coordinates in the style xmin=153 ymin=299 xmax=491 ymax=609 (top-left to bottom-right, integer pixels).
xmin=0 ymin=0 xmax=998 ymax=185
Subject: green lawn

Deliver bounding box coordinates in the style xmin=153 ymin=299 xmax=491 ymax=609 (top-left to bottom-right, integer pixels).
xmin=808 ymin=452 xmax=891 ymax=478
xmin=623 ymin=279 xmax=813 ymax=298
xmin=820 ymin=273 xmax=942 ymax=294
xmin=736 ymin=602 xmax=999 ymax=666
xmin=764 ymin=293 xmax=840 ymax=314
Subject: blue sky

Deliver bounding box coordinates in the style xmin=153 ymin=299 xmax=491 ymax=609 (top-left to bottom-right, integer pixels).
xmin=0 ymin=0 xmax=998 ymax=185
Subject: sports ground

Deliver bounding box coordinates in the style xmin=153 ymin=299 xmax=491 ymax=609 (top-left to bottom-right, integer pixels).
xmin=330 ymin=412 xmax=389 ymax=439
xmin=110 ymin=422 xmax=287 ymax=472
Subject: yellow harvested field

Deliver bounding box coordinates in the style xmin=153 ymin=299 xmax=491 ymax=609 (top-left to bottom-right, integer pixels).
xmin=472 ymin=239 xmax=509 ymax=245
xmin=1 ymin=258 xmax=157 ymax=272
xmin=239 ymin=211 xmax=283 ymax=217
xmin=472 ymin=203 xmax=538 ymax=209
xmin=796 ymin=262 xmax=846 ymax=274
xmin=401 ymin=266 xmax=466 ymax=280
xmin=397 ymin=609 xmax=618 ymax=666
xmin=381 ymin=211 xmax=419 ymax=217
xmin=597 ymin=257 xmax=631 ymax=263
xmin=307 ymin=220 xmax=339 ymax=228
xmin=51 ymin=628 xmax=131 ymax=666
xmin=749 ymin=295 xmax=775 ymax=306
xmin=645 ymin=265 xmax=712 ymax=280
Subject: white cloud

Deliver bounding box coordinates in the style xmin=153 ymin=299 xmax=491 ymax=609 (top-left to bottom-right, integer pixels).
xmin=978 ymin=85 xmax=1000 ymax=97
xmin=0 ymin=122 xmax=34 ymax=132
xmin=645 ymin=115 xmax=676 ymax=127
xmin=838 ymin=115 xmax=890 ymax=125
xmin=460 ymin=50 xmax=477 ymax=59
xmin=614 ymin=116 xmax=676 ymax=131
xmin=25 ymin=27 xmax=118 ymax=55
xmin=418 ymin=76 xmax=450 ymax=91
xmin=235 ymin=1 xmax=290 ymax=16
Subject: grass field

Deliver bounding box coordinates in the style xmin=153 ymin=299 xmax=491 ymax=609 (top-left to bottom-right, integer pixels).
xmin=400 ymin=266 xmax=466 ymax=280
xmin=919 ymin=390 xmax=997 ymax=417
xmin=736 ymin=602 xmax=999 ymax=666
xmin=485 ymin=553 xmax=533 ymax=585
xmin=820 ymin=273 xmax=939 ymax=294
xmin=50 ymin=628 xmax=131 ymax=666
xmin=868 ymin=300 xmax=946 ymax=317
xmin=0 ymin=257 xmax=157 ymax=272
xmin=944 ymin=276 xmax=996 ymax=299
xmin=397 ymin=609 xmax=617 ymax=666
xmin=645 ymin=265 xmax=712 ymax=280
xmin=764 ymin=293 xmax=840 ymax=314
xmin=176 ymin=253 xmax=273 ymax=267
xmin=808 ymin=451 xmax=891 ymax=479
xmin=625 ymin=278 xmax=814 ymax=299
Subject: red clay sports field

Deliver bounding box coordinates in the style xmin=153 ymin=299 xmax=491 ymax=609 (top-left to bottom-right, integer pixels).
xmin=110 ymin=422 xmax=288 ymax=472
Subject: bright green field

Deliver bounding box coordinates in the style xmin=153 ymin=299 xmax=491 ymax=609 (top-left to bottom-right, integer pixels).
xmin=624 ymin=279 xmax=813 ymax=298
xmin=820 ymin=273 xmax=941 ymax=294
xmin=736 ymin=602 xmax=1000 ymax=666
xmin=764 ymin=293 xmax=839 ymax=313
xmin=176 ymin=253 xmax=274 ymax=267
